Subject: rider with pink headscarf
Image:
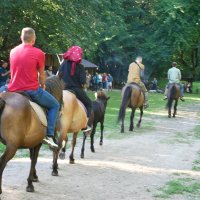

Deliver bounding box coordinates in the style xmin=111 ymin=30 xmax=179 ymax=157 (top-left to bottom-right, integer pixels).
xmin=58 ymin=46 xmax=92 ymax=132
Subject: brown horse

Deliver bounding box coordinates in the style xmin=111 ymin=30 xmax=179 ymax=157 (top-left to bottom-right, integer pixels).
xmin=0 ymin=75 xmax=63 ymax=194
xmin=118 ymin=83 xmax=144 ymax=133
xmin=51 ymin=90 xmax=88 ymax=176
xmin=166 ymin=83 xmax=180 ymax=118
xmin=80 ymin=91 xmax=110 ymax=159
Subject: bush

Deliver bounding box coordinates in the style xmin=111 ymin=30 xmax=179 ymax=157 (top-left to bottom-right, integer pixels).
xmin=192 ymin=82 xmax=200 ymax=94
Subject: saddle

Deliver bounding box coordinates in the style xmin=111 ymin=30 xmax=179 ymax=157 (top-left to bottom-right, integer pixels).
xmin=17 ymin=91 xmax=47 ymax=127
xmin=29 ymin=101 xmax=47 ymax=126
xmin=128 ymin=82 xmax=145 ymax=96
xmin=129 ymin=82 xmax=141 ymax=89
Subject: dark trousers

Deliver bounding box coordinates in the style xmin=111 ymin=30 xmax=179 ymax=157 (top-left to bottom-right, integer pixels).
xmin=67 ymin=87 xmax=92 ymax=118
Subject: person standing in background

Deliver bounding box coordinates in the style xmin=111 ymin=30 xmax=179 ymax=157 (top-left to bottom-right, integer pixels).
xmin=0 ymin=61 xmax=10 ymax=87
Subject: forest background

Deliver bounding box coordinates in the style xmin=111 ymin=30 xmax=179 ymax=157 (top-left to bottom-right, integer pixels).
xmin=0 ymin=0 xmax=199 ymax=83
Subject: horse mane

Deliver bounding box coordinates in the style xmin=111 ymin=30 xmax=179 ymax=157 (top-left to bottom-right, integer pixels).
xmin=45 ymin=75 xmax=65 ymax=105
xmin=95 ymin=91 xmax=108 ymax=100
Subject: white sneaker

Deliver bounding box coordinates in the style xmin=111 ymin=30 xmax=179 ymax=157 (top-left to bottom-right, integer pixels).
xmin=83 ymin=125 xmax=92 ymax=133
xmin=43 ymin=136 xmax=58 ymax=149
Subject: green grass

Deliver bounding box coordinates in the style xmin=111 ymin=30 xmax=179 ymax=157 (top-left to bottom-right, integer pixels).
xmin=0 ymin=90 xmax=200 ymax=156
xmin=192 ymin=82 xmax=200 ymax=94
xmin=194 ymin=125 xmax=200 ymax=139
xmin=192 ymin=150 xmax=200 ymax=171
xmin=0 ymin=144 xmax=5 ymax=154
xmin=162 ymin=132 xmax=193 ymax=144
xmin=155 ymin=178 xmax=200 ymax=198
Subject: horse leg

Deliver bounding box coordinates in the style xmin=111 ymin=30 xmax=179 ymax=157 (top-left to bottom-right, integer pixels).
xmin=52 ymin=135 xmax=64 ymax=176
xmin=173 ymin=100 xmax=178 ymax=117
xmin=168 ymin=104 xmax=172 ymax=118
xmin=91 ymin=123 xmax=97 ymax=152
xmin=69 ymin=132 xmax=78 ymax=164
xmin=121 ymin=120 xmax=125 ymax=133
xmin=59 ymin=136 xmax=68 ymax=160
xmin=27 ymin=144 xmax=41 ymax=192
xmin=80 ymin=132 xmax=87 ymax=159
xmin=137 ymin=107 xmax=143 ymax=128
xmin=129 ymin=108 xmax=135 ymax=131
xmin=29 ymin=144 xmax=42 ymax=182
xmin=99 ymin=120 xmax=104 ymax=146
xmin=0 ymin=145 xmax=17 ymax=194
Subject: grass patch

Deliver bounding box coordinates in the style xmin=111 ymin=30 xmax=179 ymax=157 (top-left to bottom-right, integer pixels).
xmin=194 ymin=125 xmax=200 ymax=139
xmin=162 ymin=132 xmax=192 ymax=144
xmin=192 ymin=150 xmax=200 ymax=171
xmin=0 ymin=143 xmax=5 ymax=154
xmin=0 ymin=90 xmax=200 ymax=157
xmin=155 ymin=178 xmax=200 ymax=198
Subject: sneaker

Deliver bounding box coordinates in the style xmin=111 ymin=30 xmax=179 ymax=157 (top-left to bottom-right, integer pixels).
xmin=82 ymin=125 xmax=92 ymax=133
xmin=43 ymin=136 xmax=58 ymax=149
xmin=180 ymin=97 xmax=185 ymax=102
xmin=163 ymin=96 xmax=167 ymax=100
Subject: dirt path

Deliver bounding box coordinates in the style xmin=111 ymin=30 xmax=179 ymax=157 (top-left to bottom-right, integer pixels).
xmin=1 ymin=103 xmax=200 ymax=200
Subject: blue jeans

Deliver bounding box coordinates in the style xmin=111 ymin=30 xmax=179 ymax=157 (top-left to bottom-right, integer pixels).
xmin=25 ymin=87 xmax=60 ymax=137
xmin=0 ymin=85 xmax=8 ymax=93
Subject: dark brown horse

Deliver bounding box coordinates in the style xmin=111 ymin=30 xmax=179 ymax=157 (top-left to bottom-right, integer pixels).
xmin=80 ymin=91 xmax=110 ymax=159
xmin=0 ymin=75 xmax=63 ymax=194
xmin=166 ymin=83 xmax=180 ymax=118
xmin=118 ymin=83 xmax=144 ymax=133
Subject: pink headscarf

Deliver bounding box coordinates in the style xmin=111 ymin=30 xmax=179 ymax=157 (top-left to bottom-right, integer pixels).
xmin=63 ymin=46 xmax=83 ymax=76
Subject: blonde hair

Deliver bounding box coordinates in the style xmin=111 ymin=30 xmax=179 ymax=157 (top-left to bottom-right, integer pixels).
xmin=21 ymin=27 xmax=35 ymax=43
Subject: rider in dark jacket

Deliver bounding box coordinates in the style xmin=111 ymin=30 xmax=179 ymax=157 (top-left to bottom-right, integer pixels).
xmin=58 ymin=46 xmax=92 ymax=132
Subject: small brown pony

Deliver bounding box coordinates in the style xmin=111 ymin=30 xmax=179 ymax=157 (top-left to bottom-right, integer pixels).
xmin=51 ymin=90 xmax=88 ymax=176
xmin=0 ymin=75 xmax=63 ymax=194
xmin=118 ymin=83 xmax=144 ymax=133
xmin=166 ymin=83 xmax=180 ymax=118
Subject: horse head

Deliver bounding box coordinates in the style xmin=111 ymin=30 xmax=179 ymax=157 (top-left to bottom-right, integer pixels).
xmin=95 ymin=91 xmax=110 ymax=106
xmin=45 ymin=75 xmax=65 ymax=105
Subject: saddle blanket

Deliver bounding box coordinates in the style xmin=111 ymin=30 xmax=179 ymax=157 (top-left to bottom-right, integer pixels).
xmin=29 ymin=101 xmax=47 ymax=127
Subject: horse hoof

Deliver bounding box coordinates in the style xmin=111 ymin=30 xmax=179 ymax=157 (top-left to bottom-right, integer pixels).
xmin=99 ymin=141 xmax=103 ymax=146
xmin=91 ymin=148 xmax=95 ymax=153
xmin=26 ymin=185 xmax=35 ymax=192
xmin=59 ymin=152 xmax=65 ymax=160
xmin=80 ymin=154 xmax=84 ymax=159
xmin=52 ymin=171 xmax=58 ymax=176
xmin=168 ymin=115 xmax=171 ymax=118
xmin=173 ymin=115 xmax=175 ymax=118
xmin=137 ymin=124 xmax=140 ymax=128
xmin=69 ymin=160 xmax=75 ymax=164
xmin=121 ymin=129 xmax=124 ymax=133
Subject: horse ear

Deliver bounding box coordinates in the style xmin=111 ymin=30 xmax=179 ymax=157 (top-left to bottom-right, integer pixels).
xmin=106 ymin=96 xmax=110 ymax=100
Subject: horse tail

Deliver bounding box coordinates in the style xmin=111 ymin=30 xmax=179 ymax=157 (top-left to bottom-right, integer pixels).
xmin=117 ymin=86 xmax=132 ymax=123
xmin=166 ymin=84 xmax=176 ymax=108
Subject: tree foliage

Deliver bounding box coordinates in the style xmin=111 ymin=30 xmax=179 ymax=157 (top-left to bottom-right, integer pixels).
xmin=0 ymin=0 xmax=199 ymax=81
